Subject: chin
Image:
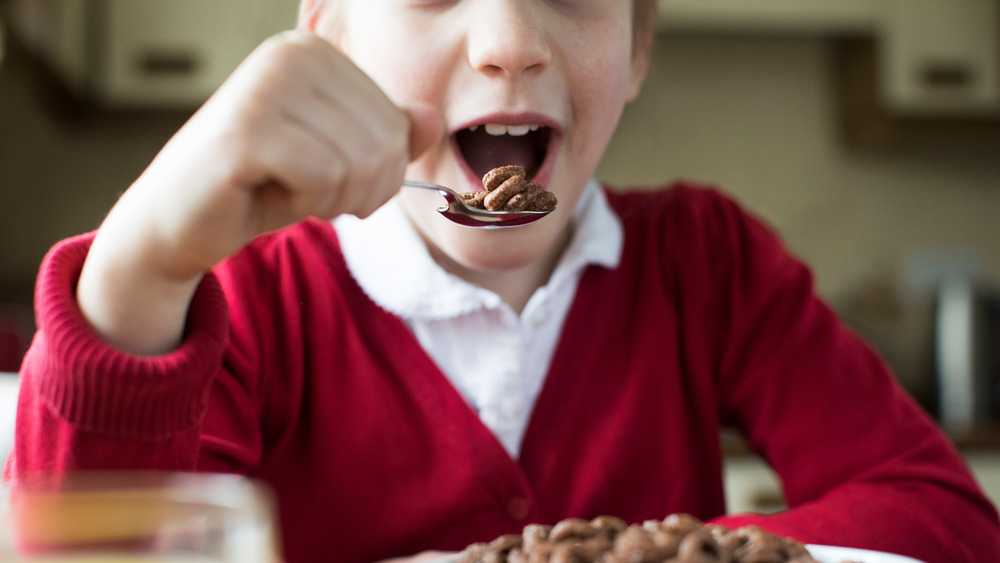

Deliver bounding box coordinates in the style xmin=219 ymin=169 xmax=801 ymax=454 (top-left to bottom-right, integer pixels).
xmin=449 ymin=239 xmax=548 ymax=273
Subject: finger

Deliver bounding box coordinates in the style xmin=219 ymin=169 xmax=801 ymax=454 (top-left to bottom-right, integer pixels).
xmin=332 ymin=107 xmax=410 ymax=217
xmin=354 ymin=148 xmax=409 ymax=218
xmin=252 ymin=118 xmax=349 ymax=222
xmin=280 ymin=52 xmax=412 ymax=217
xmin=403 ymin=102 xmax=446 ymax=161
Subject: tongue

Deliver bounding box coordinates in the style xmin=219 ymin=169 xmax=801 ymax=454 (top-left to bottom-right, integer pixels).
xmin=460 ymin=131 xmax=540 ymax=180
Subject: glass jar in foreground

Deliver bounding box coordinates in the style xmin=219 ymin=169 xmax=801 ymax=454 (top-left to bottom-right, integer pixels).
xmin=0 ymin=472 xmax=280 ymax=562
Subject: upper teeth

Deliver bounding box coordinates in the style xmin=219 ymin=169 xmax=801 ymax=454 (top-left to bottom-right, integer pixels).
xmin=469 ymin=124 xmax=542 ymax=136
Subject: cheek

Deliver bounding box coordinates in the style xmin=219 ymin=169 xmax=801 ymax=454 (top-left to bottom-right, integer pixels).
xmin=580 ymin=62 xmax=632 ymax=114
xmin=567 ymin=47 xmax=633 ymax=153
xmin=340 ymin=19 xmax=450 ymax=106
xmin=373 ymin=65 xmax=441 ymax=107
xmin=564 ymin=24 xmax=635 ymax=130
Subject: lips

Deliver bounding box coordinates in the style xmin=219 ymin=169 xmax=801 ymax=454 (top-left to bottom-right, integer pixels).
xmin=452 ymin=115 xmax=558 ymax=187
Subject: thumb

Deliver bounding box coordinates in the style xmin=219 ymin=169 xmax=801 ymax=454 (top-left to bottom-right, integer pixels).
xmin=403 ymin=102 xmax=445 ymax=161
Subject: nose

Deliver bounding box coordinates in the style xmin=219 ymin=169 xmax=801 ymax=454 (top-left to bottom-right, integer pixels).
xmin=466 ymin=0 xmax=551 ymax=79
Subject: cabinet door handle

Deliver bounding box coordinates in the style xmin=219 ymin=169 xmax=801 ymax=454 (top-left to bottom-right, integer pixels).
xmin=920 ymin=63 xmax=974 ymax=89
xmin=138 ymin=52 xmax=198 ymax=77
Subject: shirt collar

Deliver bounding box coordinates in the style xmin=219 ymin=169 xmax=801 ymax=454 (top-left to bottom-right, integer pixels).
xmin=334 ymin=179 xmax=623 ymax=321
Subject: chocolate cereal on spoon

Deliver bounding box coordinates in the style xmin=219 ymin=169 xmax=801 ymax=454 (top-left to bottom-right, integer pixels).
xmin=460 ymin=165 xmax=558 ymax=213
xmin=403 ymin=165 xmax=557 ymax=228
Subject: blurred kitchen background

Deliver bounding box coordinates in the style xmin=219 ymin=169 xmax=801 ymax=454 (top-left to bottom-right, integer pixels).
xmin=1 ymin=0 xmax=1000 ymax=507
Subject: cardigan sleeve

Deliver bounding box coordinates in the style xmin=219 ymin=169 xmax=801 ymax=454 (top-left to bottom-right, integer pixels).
xmin=4 ymin=233 xmax=262 ymax=480
xmin=696 ymin=190 xmax=1000 ymax=561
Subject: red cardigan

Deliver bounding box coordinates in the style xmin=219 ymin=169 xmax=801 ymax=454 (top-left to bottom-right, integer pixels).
xmin=8 ymin=184 xmax=999 ymax=563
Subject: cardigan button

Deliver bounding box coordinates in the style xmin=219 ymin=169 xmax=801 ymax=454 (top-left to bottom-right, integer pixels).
xmin=506 ymin=496 xmax=531 ymax=521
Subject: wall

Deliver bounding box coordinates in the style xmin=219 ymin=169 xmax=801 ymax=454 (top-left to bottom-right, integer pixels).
xmin=0 ymin=30 xmax=192 ymax=357
xmin=0 ymin=84 xmax=187 ymax=285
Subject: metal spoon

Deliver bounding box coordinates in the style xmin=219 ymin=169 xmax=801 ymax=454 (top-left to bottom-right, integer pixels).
xmin=403 ymin=181 xmax=554 ymax=228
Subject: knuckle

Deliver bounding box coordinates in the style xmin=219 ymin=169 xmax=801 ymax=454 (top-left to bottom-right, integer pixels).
xmin=323 ymin=158 xmax=347 ymax=192
xmin=384 ymin=113 xmax=411 ymax=152
xmin=253 ymin=35 xmax=313 ymax=81
xmin=262 ymin=29 xmax=315 ymax=55
xmin=294 ymin=149 xmax=342 ymax=193
xmin=355 ymin=150 xmax=384 ymax=177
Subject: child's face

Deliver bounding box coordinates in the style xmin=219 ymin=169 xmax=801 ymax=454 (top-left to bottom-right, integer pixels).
xmin=304 ymin=0 xmax=652 ymax=273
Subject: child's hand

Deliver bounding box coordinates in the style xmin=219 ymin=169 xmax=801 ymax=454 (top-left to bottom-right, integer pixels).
xmin=76 ymin=31 xmax=442 ymax=355
xmin=127 ymin=30 xmax=435 ymax=278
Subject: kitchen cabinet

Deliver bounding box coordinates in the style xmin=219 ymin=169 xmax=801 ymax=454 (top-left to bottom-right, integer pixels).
xmin=9 ymin=0 xmax=298 ymax=108
xmin=656 ymin=0 xmax=880 ymax=36
xmin=8 ymin=0 xmax=1000 ymax=122
xmin=835 ymin=37 xmax=1000 ymax=150
xmin=658 ymin=0 xmax=1000 ymax=117
xmin=658 ymin=0 xmax=1000 ymax=148
xmin=879 ymin=0 xmax=1000 ymax=116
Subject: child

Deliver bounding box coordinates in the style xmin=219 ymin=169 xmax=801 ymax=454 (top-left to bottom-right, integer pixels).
xmin=7 ymin=1 xmax=1000 ymax=561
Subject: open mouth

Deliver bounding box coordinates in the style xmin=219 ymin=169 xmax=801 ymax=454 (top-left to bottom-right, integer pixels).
xmin=454 ymin=123 xmax=553 ymax=184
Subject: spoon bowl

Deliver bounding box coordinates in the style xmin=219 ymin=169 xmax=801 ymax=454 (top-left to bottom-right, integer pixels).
xmin=403 ymin=181 xmax=554 ymax=228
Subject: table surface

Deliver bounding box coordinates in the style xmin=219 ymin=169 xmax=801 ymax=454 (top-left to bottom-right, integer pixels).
xmin=0 ymin=373 xmax=19 ymax=461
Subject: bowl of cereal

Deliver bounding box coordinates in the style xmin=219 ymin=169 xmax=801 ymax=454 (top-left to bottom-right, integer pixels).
xmin=439 ymin=514 xmax=925 ymax=563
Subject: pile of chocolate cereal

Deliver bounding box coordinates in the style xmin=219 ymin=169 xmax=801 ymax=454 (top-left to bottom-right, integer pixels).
xmin=460 ymin=165 xmax=558 ymax=212
xmin=458 ymin=514 xmax=828 ymax=563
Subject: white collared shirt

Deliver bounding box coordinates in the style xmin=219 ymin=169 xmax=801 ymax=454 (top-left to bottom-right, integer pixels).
xmin=334 ymin=180 xmax=623 ymax=458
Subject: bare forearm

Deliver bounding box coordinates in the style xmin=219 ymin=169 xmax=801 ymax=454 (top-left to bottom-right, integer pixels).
xmin=77 ymin=197 xmax=203 ymax=356
xmin=75 ymin=30 xmax=440 ymax=356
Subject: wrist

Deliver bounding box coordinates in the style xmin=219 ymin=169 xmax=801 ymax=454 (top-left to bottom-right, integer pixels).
xmin=77 ymin=219 xmax=204 ymax=356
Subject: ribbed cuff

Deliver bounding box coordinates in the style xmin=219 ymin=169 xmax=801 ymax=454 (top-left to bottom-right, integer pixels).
xmin=27 ymin=233 xmax=230 ymax=439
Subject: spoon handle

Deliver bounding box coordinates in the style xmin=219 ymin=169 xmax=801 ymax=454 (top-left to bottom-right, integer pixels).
xmin=402 ymin=181 xmax=459 ymax=201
